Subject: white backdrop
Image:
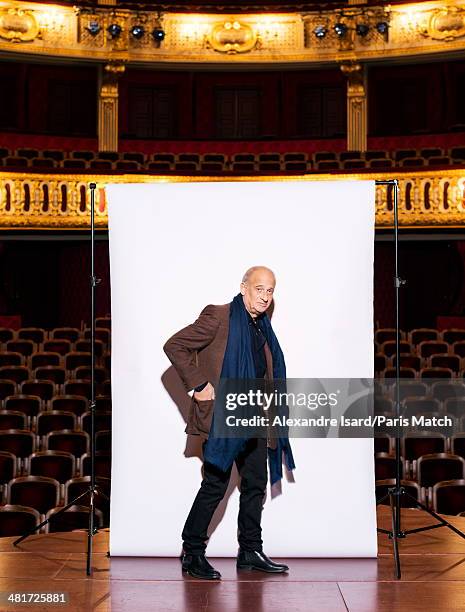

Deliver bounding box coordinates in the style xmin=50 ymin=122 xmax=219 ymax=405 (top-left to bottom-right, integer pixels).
xmin=107 ymin=179 xmax=377 ymax=557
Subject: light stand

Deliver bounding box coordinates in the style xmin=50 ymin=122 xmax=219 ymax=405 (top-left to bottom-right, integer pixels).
xmin=14 ymin=182 xmax=109 ymax=577
xmin=375 ymin=178 xmax=465 ymax=579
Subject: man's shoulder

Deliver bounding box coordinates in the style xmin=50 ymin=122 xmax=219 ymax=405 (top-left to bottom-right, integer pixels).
xmin=200 ymin=303 xmax=230 ymax=322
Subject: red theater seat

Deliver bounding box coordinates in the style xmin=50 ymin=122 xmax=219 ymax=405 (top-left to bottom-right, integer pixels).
xmin=433 ymin=480 xmax=465 ymax=515
xmin=0 ymin=505 xmax=41 ymax=537
xmin=0 ymin=352 xmax=24 ymax=367
xmin=45 ymin=504 xmax=104 ymax=533
xmin=4 ymin=395 xmax=42 ymax=419
xmin=0 ymin=430 xmax=36 ymax=458
xmin=27 ymin=451 xmax=76 ymax=483
xmin=7 ymin=476 xmax=60 ymax=513
xmin=418 ymin=341 xmax=449 ymax=358
xmin=0 ymin=367 xmax=28 ymax=384
xmin=36 ymin=411 xmax=77 ymax=436
xmin=50 ymin=328 xmax=81 ymax=343
xmin=0 ymin=451 xmax=19 ymax=484
xmin=409 ymin=328 xmax=439 ymax=345
xmin=45 ymin=430 xmax=89 ymax=456
xmin=0 ymin=410 xmax=27 ymax=430
xmin=30 ymin=352 xmax=62 ymax=369
xmin=17 ymin=328 xmax=46 ymax=344
xmin=375 ymin=452 xmax=404 ymax=480
xmin=43 ymin=340 xmax=73 ymax=356
xmin=51 ymin=395 xmax=88 ymax=416
xmin=20 ymin=380 xmax=56 ymax=402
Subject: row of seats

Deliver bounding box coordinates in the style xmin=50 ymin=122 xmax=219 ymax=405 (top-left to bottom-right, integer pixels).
xmin=375 ymin=477 xmax=465 ymax=516
xmin=0 ymin=379 xmax=111 ymax=401
xmin=0 ymin=347 xmax=110 ymax=366
xmin=1 ymin=147 xmax=464 ymax=172
xmin=376 ymin=340 xmax=465 ymax=358
xmin=375 ymin=328 xmax=465 ymax=345
xmin=376 ymin=354 xmax=465 ymax=372
xmin=0 ymin=502 xmax=105 ymax=536
xmin=378 ymin=367 xmax=465 ymax=379
xmin=0 ymin=364 xmax=110 ymax=386
xmin=375 ymin=450 xmax=465 ymax=510
xmin=5 ymin=324 xmax=454 ymax=344
xmin=376 ymin=433 xmax=465 ymax=460
xmin=0 ymin=429 xmax=111 ymax=458
xmin=0 ymin=394 xmax=110 ymax=414
xmin=1 ymin=449 xmax=110 ymax=484
xmin=0 ymin=471 xmax=110 ymax=533
xmin=376 ymin=395 xmax=465 ymax=415
xmin=0 ymin=409 xmax=111 ymax=436
xmin=0 ymin=324 xmax=111 ymax=345
xmin=375 ymin=381 xmax=465 ymax=404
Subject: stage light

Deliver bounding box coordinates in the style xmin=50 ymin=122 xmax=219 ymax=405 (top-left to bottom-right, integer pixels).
xmin=131 ymin=25 xmax=145 ymax=39
xmin=376 ymin=21 xmax=389 ymax=34
xmin=313 ymin=25 xmax=327 ymax=39
xmin=356 ymin=24 xmax=369 ymax=37
xmin=334 ymin=22 xmax=347 ymax=37
xmin=107 ymin=23 xmax=122 ymax=38
xmin=87 ymin=21 xmax=101 ymax=36
xmin=151 ymin=27 xmax=165 ymax=42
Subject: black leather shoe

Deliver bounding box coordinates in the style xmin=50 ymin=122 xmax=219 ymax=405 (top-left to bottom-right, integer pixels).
xmin=236 ymin=550 xmax=289 ymax=573
xmin=181 ymin=553 xmax=221 ymax=580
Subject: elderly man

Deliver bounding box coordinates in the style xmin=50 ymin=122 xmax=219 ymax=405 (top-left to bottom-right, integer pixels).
xmin=163 ymin=266 xmax=294 ymax=580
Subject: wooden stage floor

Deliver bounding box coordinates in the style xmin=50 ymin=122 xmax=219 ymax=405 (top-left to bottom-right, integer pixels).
xmin=2 ymin=506 xmax=465 ymax=612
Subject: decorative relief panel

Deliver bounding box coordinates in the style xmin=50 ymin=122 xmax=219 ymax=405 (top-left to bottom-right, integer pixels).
xmin=0 ymin=7 xmax=39 ymax=42
xmin=206 ymin=21 xmax=259 ymax=54
xmin=420 ymin=6 xmax=465 ymax=41
xmin=164 ymin=13 xmax=303 ymax=55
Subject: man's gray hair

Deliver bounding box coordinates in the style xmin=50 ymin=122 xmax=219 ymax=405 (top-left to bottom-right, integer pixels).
xmin=241 ymin=266 xmax=276 ymax=284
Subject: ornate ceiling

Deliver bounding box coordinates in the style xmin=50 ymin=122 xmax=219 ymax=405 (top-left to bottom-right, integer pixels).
xmin=0 ymin=1 xmax=463 ymax=67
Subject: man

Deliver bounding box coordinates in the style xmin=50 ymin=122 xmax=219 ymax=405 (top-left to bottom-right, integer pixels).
xmin=163 ymin=266 xmax=294 ymax=580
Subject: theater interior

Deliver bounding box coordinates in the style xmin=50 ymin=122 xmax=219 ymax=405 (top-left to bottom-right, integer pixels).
xmin=1 ymin=0 xmax=465 ymax=610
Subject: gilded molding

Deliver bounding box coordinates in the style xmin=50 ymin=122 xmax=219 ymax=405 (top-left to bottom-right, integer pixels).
xmin=0 ymin=170 xmax=464 ymax=230
xmin=0 ymin=1 xmax=464 ymax=66
xmin=419 ymin=6 xmax=465 ymax=41
xmin=205 ymin=20 xmax=259 ymax=54
xmin=0 ymin=6 xmax=39 ymax=41
xmin=340 ymin=61 xmax=368 ymax=152
xmin=98 ymin=62 xmax=124 ymax=153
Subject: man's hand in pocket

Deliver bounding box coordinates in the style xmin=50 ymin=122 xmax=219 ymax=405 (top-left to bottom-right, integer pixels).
xmin=193 ymin=382 xmax=215 ymax=401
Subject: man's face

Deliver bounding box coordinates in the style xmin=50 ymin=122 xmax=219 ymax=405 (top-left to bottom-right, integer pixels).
xmin=241 ymin=269 xmax=276 ymax=318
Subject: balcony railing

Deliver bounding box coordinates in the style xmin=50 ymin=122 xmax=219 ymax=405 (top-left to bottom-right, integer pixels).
xmin=0 ymin=169 xmax=464 ymax=229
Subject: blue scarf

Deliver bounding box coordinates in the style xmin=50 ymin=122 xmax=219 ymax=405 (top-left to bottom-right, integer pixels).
xmin=203 ymin=293 xmax=295 ymax=485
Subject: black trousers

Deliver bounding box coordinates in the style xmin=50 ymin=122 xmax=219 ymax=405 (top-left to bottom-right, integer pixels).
xmin=182 ymin=437 xmax=267 ymax=555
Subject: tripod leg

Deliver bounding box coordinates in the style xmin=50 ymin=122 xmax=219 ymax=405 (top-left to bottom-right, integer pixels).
xmin=13 ymin=488 xmax=92 ymax=546
xmin=86 ymin=489 xmax=95 ymax=576
xmin=376 ymin=491 xmax=390 ymax=505
xmin=95 ymin=488 xmax=110 ymax=503
xmin=402 ymin=490 xmax=465 ymax=539
xmin=389 ymin=491 xmax=401 ymax=579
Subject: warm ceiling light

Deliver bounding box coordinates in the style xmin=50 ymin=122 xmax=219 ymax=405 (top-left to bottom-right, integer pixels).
xmin=376 ymin=21 xmax=389 ymax=34
xmin=356 ymin=23 xmax=370 ymax=37
xmin=131 ymin=25 xmax=145 ymax=39
xmin=107 ymin=23 xmax=122 ymax=38
xmin=87 ymin=21 xmax=100 ymax=36
xmin=152 ymin=27 xmax=165 ymax=42
xmin=334 ymin=22 xmax=348 ymax=37
xmin=314 ymin=25 xmax=327 ymax=39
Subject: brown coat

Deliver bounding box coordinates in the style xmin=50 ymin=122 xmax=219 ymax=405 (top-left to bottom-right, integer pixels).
xmin=163 ymin=302 xmax=275 ymax=442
